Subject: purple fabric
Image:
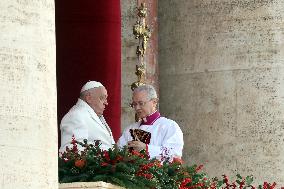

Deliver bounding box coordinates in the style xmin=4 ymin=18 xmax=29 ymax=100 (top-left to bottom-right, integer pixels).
xmin=140 ymin=111 xmax=161 ymax=125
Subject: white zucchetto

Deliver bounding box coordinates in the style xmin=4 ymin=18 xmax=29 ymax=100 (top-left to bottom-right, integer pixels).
xmin=80 ymin=81 xmax=103 ymax=93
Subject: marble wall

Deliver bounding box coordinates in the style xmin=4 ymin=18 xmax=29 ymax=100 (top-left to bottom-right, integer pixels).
xmin=0 ymin=0 xmax=57 ymax=188
xmin=159 ymin=0 xmax=284 ymax=185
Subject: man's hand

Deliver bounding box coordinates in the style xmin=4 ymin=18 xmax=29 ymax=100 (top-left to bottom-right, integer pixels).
xmin=127 ymin=140 xmax=146 ymax=152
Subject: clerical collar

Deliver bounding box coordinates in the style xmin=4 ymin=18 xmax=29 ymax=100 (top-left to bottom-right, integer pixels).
xmin=140 ymin=111 xmax=161 ymax=125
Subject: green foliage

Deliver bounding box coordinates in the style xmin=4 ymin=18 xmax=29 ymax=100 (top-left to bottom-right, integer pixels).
xmin=59 ymin=139 xmax=209 ymax=189
xmin=59 ymin=139 xmax=281 ymax=189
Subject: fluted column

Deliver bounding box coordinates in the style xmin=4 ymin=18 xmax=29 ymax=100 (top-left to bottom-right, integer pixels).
xmin=121 ymin=0 xmax=158 ymax=130
xmin=159 ymin=0 xmax=284 ymax=184
xmin=0 ymin=1 xmax=57 ymax=188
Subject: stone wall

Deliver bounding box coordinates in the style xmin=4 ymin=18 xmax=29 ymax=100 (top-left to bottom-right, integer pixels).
xmin=159 ymin=0 xmax=284 ymax=185
xmin=0 ymin=0 xmax=57 ymax=188
xmin=121 ymin=0 xmax=158 ymax=132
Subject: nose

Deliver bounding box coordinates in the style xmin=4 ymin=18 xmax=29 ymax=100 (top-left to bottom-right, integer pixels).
xmin=134 ymin=105 xmax=141 ymax=110
xmin=104 ymin=100 xmax=108 ymax=106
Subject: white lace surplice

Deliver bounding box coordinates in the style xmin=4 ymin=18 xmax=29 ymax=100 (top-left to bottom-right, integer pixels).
xmin=118 ymin=117 xmax=184 ymax=159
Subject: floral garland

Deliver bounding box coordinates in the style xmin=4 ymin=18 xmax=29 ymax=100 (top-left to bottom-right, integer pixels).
xmin=59 ymin=137 xmax=281 ymax=189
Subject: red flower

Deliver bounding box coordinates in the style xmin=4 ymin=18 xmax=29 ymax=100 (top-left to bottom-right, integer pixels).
xmin=71 ymin=135 xmax=76 ymax=145
xmin=103 ymin=150 xmax=110 ymax=161
xmin=264 ymin=182 xmax=277 ymax=189
xmin=137 ymin=172 xmax=153 ymax=179
xmin=115 ymin=155 xmax=123 ymax=162
xmin=271 ymin=182 xmax=277 ymax=189
xmin=101 ymin=162 xmax=109 ymax=166
xmin=222 ymin=174 xmax=229 ymax=183
xmin=140 ymin=163 xmax=154 ymax=171
xmin=222 ymin=175 xmax=230 ymax=189
xmin=239 ymin=180 xmax=245 ymax=189
xmin=210 ymin=182 xmax=217 ymax=189
xmin=144 ymin=173 xmax=153 ymax=179
xmin=131 ymin=150 xmax=146 ymax=158
xmin=172 ymin=157 xmax=184 ymax=164
xmin=230 ymin=182 xmax=237 ymax=189
xmin=74 ymin=159 xmax=85 ymax=168
xmin=195 ymin=165 xmax=203 ymax=172
xmin=179 ymin=178 xmax=192 ymax=189
xmin=70 ymin=135 xmax=78 ymax=153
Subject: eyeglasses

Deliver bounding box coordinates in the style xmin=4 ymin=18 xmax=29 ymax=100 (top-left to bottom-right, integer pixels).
xmin=129 ymin=100 xmax=151 ymax=108
xmin=99 ymin=95 xmax=108 ymax=102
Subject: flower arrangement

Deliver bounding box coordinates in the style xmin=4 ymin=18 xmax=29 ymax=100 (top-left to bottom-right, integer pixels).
xmin=59 ymin=137 xmax=281 ymax=189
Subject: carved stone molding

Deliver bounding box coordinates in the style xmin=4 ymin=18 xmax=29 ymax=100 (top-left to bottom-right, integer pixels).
xmin=59 ymin=182 xmax=124 ymax=189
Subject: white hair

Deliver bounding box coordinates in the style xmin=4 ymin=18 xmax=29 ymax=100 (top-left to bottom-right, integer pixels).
xmin=133 ymin=84 xmax=158 ymax=100
xmin=79 ymin=87 xmax=97 ymax=100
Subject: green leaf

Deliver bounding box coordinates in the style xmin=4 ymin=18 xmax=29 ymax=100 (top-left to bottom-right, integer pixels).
xmin=245 ymin=175 xmax=254 ymax=185
xmin=217 ymin=180 xmax=224 ymax=187
xmin=236 ymin=174 xmax=242 ymax=179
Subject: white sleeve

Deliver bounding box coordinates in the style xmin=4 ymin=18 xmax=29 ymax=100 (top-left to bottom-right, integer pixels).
xmin=147 ymin=121 xmax=184 ymax=159
xmin=117 ymin=127 xmax=131 ymax=148
xmin=59 ymin=114 xmax=88 ymax=152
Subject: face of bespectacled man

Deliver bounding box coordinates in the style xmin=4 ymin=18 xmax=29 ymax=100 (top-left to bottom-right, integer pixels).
xmin=131 ymin=91 xmax=157 ymax=119
xmin=85 ymin=86 xmax=108 ymax=116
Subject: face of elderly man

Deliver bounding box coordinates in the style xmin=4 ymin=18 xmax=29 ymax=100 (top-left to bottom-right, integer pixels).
xmin=85 ymin=86 xmax=108 ymax=116
xmin=132 ymin=90 xmax=157 ymax=119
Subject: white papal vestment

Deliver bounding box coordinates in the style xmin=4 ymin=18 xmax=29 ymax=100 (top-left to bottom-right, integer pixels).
xmin=59 ymin=99 xmax=115 ymax=153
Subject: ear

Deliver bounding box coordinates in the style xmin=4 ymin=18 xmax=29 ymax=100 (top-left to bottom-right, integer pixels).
xmin=152 ymin=98 xmax=158 ymax=104
xmin=84 ymin=92 xmax=92 ymax=102
xmin=152 ymin=98 xmax=158 ymax=108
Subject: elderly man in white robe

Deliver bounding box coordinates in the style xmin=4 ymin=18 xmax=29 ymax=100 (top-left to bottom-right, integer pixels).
xmin=59 ymin=81 xmax=115 ymax=153
xmin=118 ymin=84 xmax=184 ymax=160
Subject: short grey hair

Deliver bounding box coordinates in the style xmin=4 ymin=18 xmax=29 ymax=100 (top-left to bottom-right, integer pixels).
xmin=133 ymin=84 xmax=158 ymax=100
xmin=80 ymin=90 xmax=88 ymax=99
xmin=79 ymin=88 xmax=96 ymax=100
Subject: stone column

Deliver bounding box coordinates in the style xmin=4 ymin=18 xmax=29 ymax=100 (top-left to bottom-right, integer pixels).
xmin=121 ymin=0 xmax=158 ymax=131
xmin=159 ymin=0 xmax=284 ymax=185
xmin=0 ymin=1 xmax=57 ymax=188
